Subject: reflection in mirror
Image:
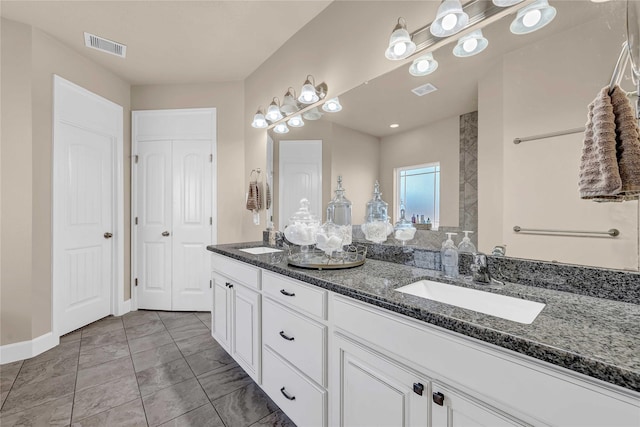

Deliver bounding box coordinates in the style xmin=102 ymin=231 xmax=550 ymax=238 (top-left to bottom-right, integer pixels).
xmin=270 ymin=1 xmax=639 ymax=271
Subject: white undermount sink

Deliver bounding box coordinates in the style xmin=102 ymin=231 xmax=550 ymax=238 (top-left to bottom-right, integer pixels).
xmin=239 ymin=247 xmax=283 ymax=255
xmin=396 ymin=280 xmax=545 ymax=324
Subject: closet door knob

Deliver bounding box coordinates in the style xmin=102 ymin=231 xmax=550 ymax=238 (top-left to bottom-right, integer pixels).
xmin=104 ymin=232 xmax=113 ymax=239
xmin=162 ymin=231 xmax=170 ymax=237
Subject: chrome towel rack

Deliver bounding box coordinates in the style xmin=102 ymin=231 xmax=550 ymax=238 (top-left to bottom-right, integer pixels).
xmin=513 ymin=226 xmax=619 ymax=237
xmin=513 ymin=127 xmax=585 ymax=144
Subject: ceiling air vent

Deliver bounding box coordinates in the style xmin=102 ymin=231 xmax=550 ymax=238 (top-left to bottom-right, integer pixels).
xmin=411 ymin=83 xmax=438 ymax=97
xmin=84 ymin=32 xmax=127 ymax=58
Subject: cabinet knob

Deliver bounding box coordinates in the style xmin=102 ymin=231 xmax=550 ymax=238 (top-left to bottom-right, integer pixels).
xmin=433 ymin=391 xmax=445 ymax=406
xmin=280 ymin=289 xmax=295 ymax=297
xmin=280 ymin=387 xmax=296 ymax=401
xmin=162 ymin=231 xmax=170 ymax=237
xmin=279 ymin=331 xmax=295 ymax=341
xmin=225 ymin=282 xmax=233 ymax=288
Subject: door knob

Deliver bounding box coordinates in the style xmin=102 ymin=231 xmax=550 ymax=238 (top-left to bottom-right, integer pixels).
xmin=104 ymin=232 xmax=113 ymax=239
xmin=162 ymin=231 xmax=170 ymax=237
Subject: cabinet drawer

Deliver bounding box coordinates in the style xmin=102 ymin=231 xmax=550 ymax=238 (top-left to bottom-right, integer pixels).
xmin=212 ymin=254 xmax=260 ymax=290
xmin=263 ymin=271 xmax=327 ymax=319
xmin=263 ymin=298 xmax=327 ymax=386
xmin=262 ymin=346 xmax=327 ymax=427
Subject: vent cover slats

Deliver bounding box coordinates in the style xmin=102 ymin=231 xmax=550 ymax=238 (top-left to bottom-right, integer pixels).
xmin=411 ymin=83 xmax=438 ymax=97
xmin=83 ymin=32 xmax=127 ymax=58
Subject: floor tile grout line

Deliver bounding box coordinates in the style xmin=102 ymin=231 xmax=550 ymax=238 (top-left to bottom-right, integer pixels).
xmin=123 ymin=316 xmax=151 ymax=427
xmin=0 ymin=361 xmax=25 ymax=413
xmin=174 ymin=321 xmax=231 ymax=427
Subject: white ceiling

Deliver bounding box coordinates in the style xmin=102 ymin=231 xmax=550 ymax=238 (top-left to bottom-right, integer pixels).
xmin=0 ymin=0 xmax=332 ymax=85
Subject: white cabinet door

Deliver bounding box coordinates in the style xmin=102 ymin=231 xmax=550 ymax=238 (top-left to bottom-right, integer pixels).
xmin=212 ymin=272 xmax=231 ymax=351
xmin=431 ymin=382 xmax=523 ymax=427
xmin=332 ymin=334 xmax=429 ymax=427
xmin=136 ymin=140 xmax=173 ymax=310
xmin=171 ymin=140 xmax=213 ymax=311
xmin=232 ymin=283 xmax=261 ymax=382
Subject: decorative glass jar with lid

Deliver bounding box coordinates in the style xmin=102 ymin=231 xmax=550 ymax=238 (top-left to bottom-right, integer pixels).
xmin=394 ymin=200 xmax=416 ymax=245
xmin=361 ymin=181 xmax=394 ymax=243
xmin=326 ymin=176 xmax=352 ymax=246
xmin=284 ymin=198 xmax=320 ymax=249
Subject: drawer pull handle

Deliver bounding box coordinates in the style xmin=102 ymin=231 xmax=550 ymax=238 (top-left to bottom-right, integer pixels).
xmin=433 ymin=391 xmax=445 ymax=406
xmin=280 ymin=387 xmax=296 ymax=401
xmin=279 ymin=331 xmax=295 ymax=341
xmin=280 ymin=289 xmax=295 ymax=297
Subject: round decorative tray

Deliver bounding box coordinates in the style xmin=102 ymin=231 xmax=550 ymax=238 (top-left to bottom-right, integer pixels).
xmin=287 ymin=244 xmax=367 ymax=270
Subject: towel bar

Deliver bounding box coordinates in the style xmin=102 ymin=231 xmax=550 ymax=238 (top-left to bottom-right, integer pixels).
xmin=513 ymin=226 xmax=619 ymax=237
xmin=513 ymin=127 xmax=585 ymax=144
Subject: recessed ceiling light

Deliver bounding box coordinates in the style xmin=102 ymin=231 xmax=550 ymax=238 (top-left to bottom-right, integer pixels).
xmin=390 ymin=123 xmax=400 ymax=128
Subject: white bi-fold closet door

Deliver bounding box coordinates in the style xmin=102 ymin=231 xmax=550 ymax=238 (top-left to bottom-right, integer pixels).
xmin=132 ymin=109 xmax=216 ymax=311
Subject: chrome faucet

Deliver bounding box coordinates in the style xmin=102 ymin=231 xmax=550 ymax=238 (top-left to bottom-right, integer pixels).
xmin=470 ymin=252 xmax=503 ymax=285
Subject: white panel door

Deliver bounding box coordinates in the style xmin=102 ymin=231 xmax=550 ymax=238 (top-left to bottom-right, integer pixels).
xmin=57 ymin=124 xmax=114 ymax=333
xmin=172 ymin=140 xmax=213 ymax=311
xmin=136 ymin=140 xmax=173 ymax=310
xmin=279 ymin=140 xmax=322 ymax=230
xmin=53 ymin=76 xmax=122 ymax=336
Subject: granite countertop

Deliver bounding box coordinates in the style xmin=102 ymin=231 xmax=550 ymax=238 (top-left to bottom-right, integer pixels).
xmin=207 ymin=242 xmax=640 ymax=394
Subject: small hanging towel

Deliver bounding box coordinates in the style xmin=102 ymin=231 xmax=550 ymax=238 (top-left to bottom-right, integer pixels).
xmin=578 ymin=86 xmax=622 ymax=200
xmin=246 ymin=180 xmax=260 ymax=211
xmin=610 ymin=85 xmax=640 ymax=200
xmin=265 ymin=182 xmax=272 ymax=210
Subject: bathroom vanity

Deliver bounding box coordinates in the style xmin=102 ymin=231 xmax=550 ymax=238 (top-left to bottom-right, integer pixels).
xmin=207 ymin=243 xmax=640 ymax=427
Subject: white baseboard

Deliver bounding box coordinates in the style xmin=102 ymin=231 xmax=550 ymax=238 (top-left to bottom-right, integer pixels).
xmin=0 ymin=332 xmax=59 ymax=364
xmin=115 ymin=299 xmax=131 ymax=316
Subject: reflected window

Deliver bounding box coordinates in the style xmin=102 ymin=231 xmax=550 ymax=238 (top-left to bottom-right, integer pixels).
xmin=396 ymin=163 xmax=440 ymax=229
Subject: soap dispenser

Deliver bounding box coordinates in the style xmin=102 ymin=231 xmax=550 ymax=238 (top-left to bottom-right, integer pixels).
xmin=441 ymin=232 xmax=459 ymax=278
xmin=458 ymin=231 xmax=476 ymax=254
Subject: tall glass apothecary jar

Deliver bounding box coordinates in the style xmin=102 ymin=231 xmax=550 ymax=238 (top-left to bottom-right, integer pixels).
xmin=326 ymin=176 xmax=352 ymax=246
xmin=361 ymin=181 xmax=393 ymax=243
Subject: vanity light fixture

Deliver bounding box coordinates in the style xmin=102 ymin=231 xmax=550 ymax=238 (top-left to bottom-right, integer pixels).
xmin=409 ymin=52 xmax=439 ymax=76
xmin=281 ymin=88 xmax=299 ymax=115
xmin=322 ymin=97 xmax=343 ymax=113
xmin=287 ymin=114 xmax=305 ymax=128
xmin=430 ymin=0 xmax=469 ymax=37
xmin=265 ymin=97 xmax=283 ymax=122
xmin=492 ymin=0 xmax=525 ymax=6
xmin=299 ymin=75 xmax=321 ymax=104
xmin=385 ymin=18 xmax=417 ymax=60
xmin=453 ymin=29 xmax=488 ymax=57
xmin=273 ymin=122 xmax=289 ymax=134
xmin=510 ymin=0 xmax=556 ymax=35
xmin=251 ymin=108 xmax=268 ymax=129
xmin=302 ymin=107 xmax=323 ymax=121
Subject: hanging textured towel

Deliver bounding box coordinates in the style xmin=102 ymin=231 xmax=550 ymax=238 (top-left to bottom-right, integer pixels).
xmin=265 ymin=182 xmax=272 ymax=210
xmin=610 ymin=85 xmax=640 ymax=200
xmin=578 ymin=86 xmax=622 ymax=200
xmin=246 ymin=180 xmax=260 ymax=211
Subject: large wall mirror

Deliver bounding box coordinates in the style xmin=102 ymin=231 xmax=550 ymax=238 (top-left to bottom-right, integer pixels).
xmin=269 ymin=1 xmax=640 ymax=272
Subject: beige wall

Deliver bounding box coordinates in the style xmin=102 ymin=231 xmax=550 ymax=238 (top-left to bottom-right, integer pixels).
xmin=1 ymin=18 xmax=131 ymax=345
xmin=1 ymin=19 xmax=34 ymax=345
xmin=477 ymin=62 xmax=504 ymax=254
xmin=478 ymin=16 xmax=638 ymax=270
xmin=243 ymin=1 xmax=441 ymax=241
xmin=330 ymin=123 xmax=379 ymax=224
xmin=380 ymin=116 xmax=460 ymax=226
xmin=131 ymin=83 xmax=245 ymax=244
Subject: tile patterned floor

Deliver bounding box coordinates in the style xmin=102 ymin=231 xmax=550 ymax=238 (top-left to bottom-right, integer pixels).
xmin=0 ymin=311 xmax=296 ymax=427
